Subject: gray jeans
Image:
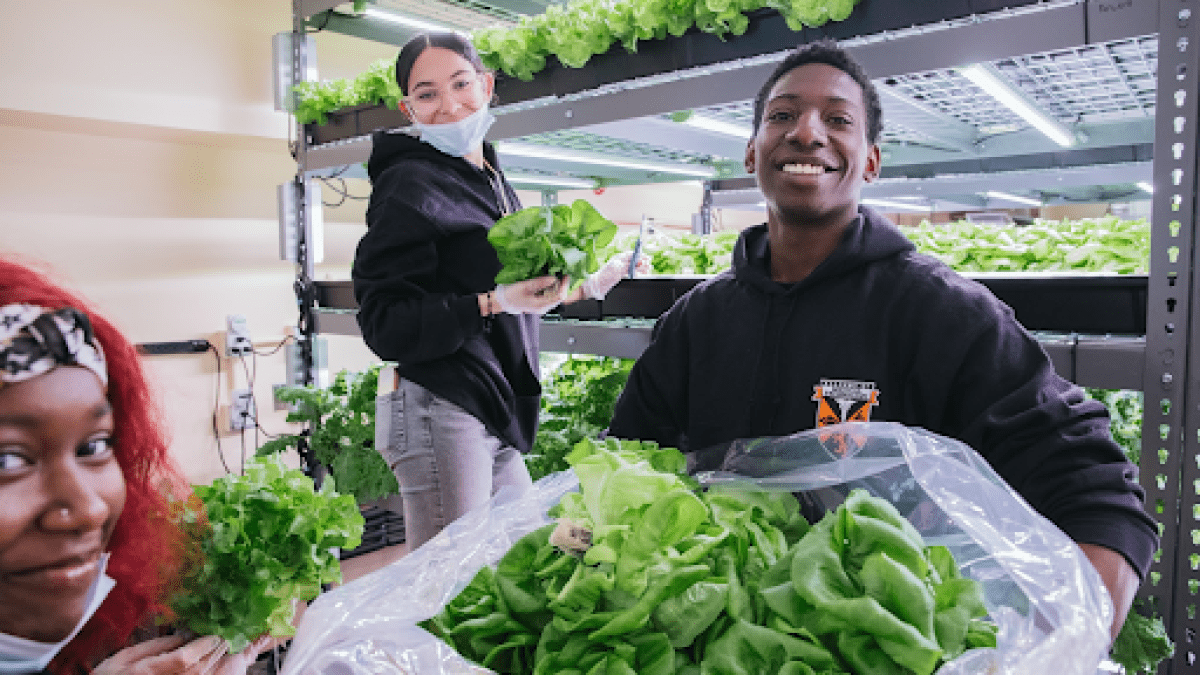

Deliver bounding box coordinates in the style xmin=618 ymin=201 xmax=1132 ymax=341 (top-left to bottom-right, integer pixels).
xmin=375 ymin=378 xmax=533 ymax=551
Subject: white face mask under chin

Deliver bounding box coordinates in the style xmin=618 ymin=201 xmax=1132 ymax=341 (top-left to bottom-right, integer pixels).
xmin=0 ymin=554 xmax=115 ymax=673
xmin=411 ymin=105 xmax=496 ymax=158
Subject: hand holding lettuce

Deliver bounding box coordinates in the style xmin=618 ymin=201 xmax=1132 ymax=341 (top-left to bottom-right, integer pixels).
xmin=169 ymin=456 xmax=365 ymax=652
xmin=489 ymin=200 xmax=618 ymax=292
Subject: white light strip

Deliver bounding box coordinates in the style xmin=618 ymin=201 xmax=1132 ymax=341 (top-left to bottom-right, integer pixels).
xmin=498 ymin=143 xmax=716 ymax=178
xmin=1137 ymin=181 xmax=1154 ymax=194
xmin=861 ymin=197 xmax=931 ymax=212
xmin=961 ymin=64 xmax=1076 ymax=147
xmin=682 ymin=114 xmax=753 ymax=139
xmin=505 ymin=173 xmax=594 ymax=189
xmin=984 ymin=190 xmax=1042 ymax=206
xmin=365 ymin=7 xmax=453 ymax=33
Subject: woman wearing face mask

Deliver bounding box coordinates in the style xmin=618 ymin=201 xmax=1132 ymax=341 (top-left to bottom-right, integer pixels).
xmin=0 ymin=257 xmax=266 ymax=674
xmin=352 ymin=32 xmax=637 ymax=551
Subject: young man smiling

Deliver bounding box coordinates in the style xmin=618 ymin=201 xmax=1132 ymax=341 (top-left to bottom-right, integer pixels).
xmin=608 ymin=39 xmax=1156 ymax=641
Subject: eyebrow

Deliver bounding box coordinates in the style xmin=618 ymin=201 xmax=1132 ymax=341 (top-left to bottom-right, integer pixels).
xmin=0 ymin=401 xmax=113 ymax=427
xmin=410 ymin=69 xmax=473 ymax=91
xmin=768 ymin=93 xmax=858 ymax=107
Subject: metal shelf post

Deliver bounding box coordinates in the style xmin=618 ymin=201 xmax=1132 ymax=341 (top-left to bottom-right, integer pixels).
xmin=1139 ymin=1 xmax=1200 ymax=672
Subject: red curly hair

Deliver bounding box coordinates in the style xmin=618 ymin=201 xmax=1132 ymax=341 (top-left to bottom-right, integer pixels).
xmin=0 ymin=256 xmax=192 ymax=672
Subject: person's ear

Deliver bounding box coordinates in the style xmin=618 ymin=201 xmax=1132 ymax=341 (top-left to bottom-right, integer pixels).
xmin=399 ymin=99 xmax=414 ymax=122
xmin=481 ymin=70 xmax=495 ymax=101
xmin=744 ymin=138 xmax=756 ymax=174
xmin=863 ymin=143 xmax=881 ymax=183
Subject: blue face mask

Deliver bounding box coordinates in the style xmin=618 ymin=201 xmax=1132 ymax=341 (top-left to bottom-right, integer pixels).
xmin=411 ymin=105 xmax=495 ymax=158
xmin=0 ymin=554 xmax=115 ymax=674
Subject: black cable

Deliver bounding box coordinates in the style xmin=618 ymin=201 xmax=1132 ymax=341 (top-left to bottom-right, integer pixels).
xmin=307 ymin=8 xmax=335 ymax=34
xmin=236 ymin=353 xmax=258 ymax=465
xmin=255 ymin=334 xmax=295 ymax=357
xmin=208 ymin=343 xmax=233 ymax=475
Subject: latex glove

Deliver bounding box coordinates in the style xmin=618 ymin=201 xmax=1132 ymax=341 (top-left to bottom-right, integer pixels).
xmin=495 ymin=275 xmax=568 ymax=315
xmin=581 ymin=252 xmax=650 ymax=300
xmin=94 ymin=634 xmax=271 ymax=675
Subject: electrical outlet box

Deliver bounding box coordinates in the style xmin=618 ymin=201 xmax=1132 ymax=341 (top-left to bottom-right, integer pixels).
xmin=226 ymin=314 xmax=252 ymax=356
xmin=230 ymin=388 xmax=255 ymax=431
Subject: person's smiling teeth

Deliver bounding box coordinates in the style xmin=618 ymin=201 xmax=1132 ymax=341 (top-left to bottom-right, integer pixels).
xmin=781 ymin=163 xmax=828 ymax=175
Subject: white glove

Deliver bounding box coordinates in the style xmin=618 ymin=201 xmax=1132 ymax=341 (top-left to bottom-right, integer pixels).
xmin=581 ymin=252 xmax=650 ymax=300
xmin=494 ymin=275 xmax=568 ymax=315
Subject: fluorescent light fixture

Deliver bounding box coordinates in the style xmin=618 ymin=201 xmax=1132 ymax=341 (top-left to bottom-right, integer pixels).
xmin=498 ymin=143 xmax=716 ymax=178
xmin=861 ymin=197 xmax=931 ymax=212
xmin=682 ymin=114 xmax=753 ymax=139
xmin=1137 ymin=181 xmax=1154 ymax=194
xmin=505 ymin=173 xmax=593 ymax=189
xmin=984 ymin=190 xmax=1042 ymax=207
xmin=365 ymin=7 xmax=452 ymax=33
xmin=960 ymin=63 xmax=1076 ymax=147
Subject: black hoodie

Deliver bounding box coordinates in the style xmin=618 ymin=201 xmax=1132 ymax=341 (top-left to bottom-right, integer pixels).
xmin=610 ymin=206 xmax=1158 ymax=579
xmin=352 ymin=130 xmax=541 ymax=452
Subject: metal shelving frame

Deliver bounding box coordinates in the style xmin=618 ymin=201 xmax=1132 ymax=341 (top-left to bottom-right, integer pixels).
xmin=288 ymin=1 xmax=1200 ymax=670
xmin=1140 ymin=3 xmax=1200 ymax=672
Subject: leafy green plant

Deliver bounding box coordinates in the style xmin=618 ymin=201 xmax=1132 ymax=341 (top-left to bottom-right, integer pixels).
xmin=528 ymin=355 xmax=634 ymax=480
xmin=424 ymin=438 xmax=993 ymax=674
xmin=905 ymin=216 xmax=1150 ymax=274
xmin=292 ymin=58 xmax=402 ymax=125
xmin=489 ymin=199 xmax=618 ymax=291
xmin=604 ymin=229 xmax=740 ymax=275
xmin=1086 ymin=388 xmax=1144 ymax=466
xmin=257 ymin=364 xmax=399 ymax=504
xmin=293 ymin=0 xmax=866 ymax=119
xmin=1111 ymin=600 xmax=1174 ymax=674
xmin=171 ymin=455 xmax=364 ymax=651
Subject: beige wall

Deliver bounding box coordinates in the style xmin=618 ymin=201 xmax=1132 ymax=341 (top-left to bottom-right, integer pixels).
xmin=0 ymin=1 xmax=396 ymax=485
xmin=0 ymin=1 xmax=711 ymax=486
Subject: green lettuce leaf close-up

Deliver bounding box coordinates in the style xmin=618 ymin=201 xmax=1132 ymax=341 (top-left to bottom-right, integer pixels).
xmin=170 ymin=455 xmax=365 ymax=652
xmin=489 ymin=199 xmax=618 ymax=291
xmin=422 ymin=438 xmax=995 ymax=674
xmin=1110 ymin=603 xmax=1174 ymax=675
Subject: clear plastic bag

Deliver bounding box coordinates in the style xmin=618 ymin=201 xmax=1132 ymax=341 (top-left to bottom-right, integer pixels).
xmin=281 ymin=422 xmax=1112 ymax=675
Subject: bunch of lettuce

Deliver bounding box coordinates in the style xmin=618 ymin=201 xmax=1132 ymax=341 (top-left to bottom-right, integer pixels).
xmin=469 ymin=0 xmax=864 ymax=81
xmin=904 ymin=216 xmax=1150 ymax=274
xmin=602 ymin=229 xmax=739 ymax=276
xmin=1086 ymin=388 xmax=1144 ymax=466
xmin=292 ymin=58 xmax=402 ymax=125
xmin=1111 ymin=601 xmax=1174 ymax=674
xmin=489 ymin=199 xmax=618 ymax=291
xmin=422 ymin=437 xmax=995 ymax=674
xmin=170 ymin=455 xmax=364 ymax=651
xmin=528 ymin=356 xmax=634 ymax=481
xmin=257 ymin=364 xmax=398 ymax=504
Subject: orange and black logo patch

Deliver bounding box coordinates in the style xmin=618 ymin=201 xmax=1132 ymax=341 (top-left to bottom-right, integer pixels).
xmin=812 ymin=379 xmax=880 ymax=456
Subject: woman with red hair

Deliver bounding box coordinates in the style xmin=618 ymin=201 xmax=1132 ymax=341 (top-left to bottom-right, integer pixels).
xmin=0 ymin=256 xmax=262 ymax=674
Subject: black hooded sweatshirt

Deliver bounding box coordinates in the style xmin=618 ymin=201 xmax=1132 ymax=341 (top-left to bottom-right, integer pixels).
xmin=609 ymin=206 xmax=1158 ymax=579
xmin=352 ymin=130 xmax=541 ymax=452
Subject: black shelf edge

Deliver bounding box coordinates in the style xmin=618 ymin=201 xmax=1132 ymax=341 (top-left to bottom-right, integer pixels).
xmin=316 ymin=274 xmax=1149 ymax=336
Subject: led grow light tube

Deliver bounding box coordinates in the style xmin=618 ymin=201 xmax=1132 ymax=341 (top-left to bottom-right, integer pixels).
xmin=985 ymin=190 xmax=1042 ymax=207
xmin=961 ymin=63 xmax=1076 ymax=148
xmin=861 ymin=198 xmax=932 ymax=212
xmin=505 ymin=174 xmax=594 ymax=189
xmin=682 ymin=114 xmax=753 ymax=139
xmin=365 ymin=8 xmax=453 ymax=33
xmin=498 ymin=143 xmax=716 ymax=178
